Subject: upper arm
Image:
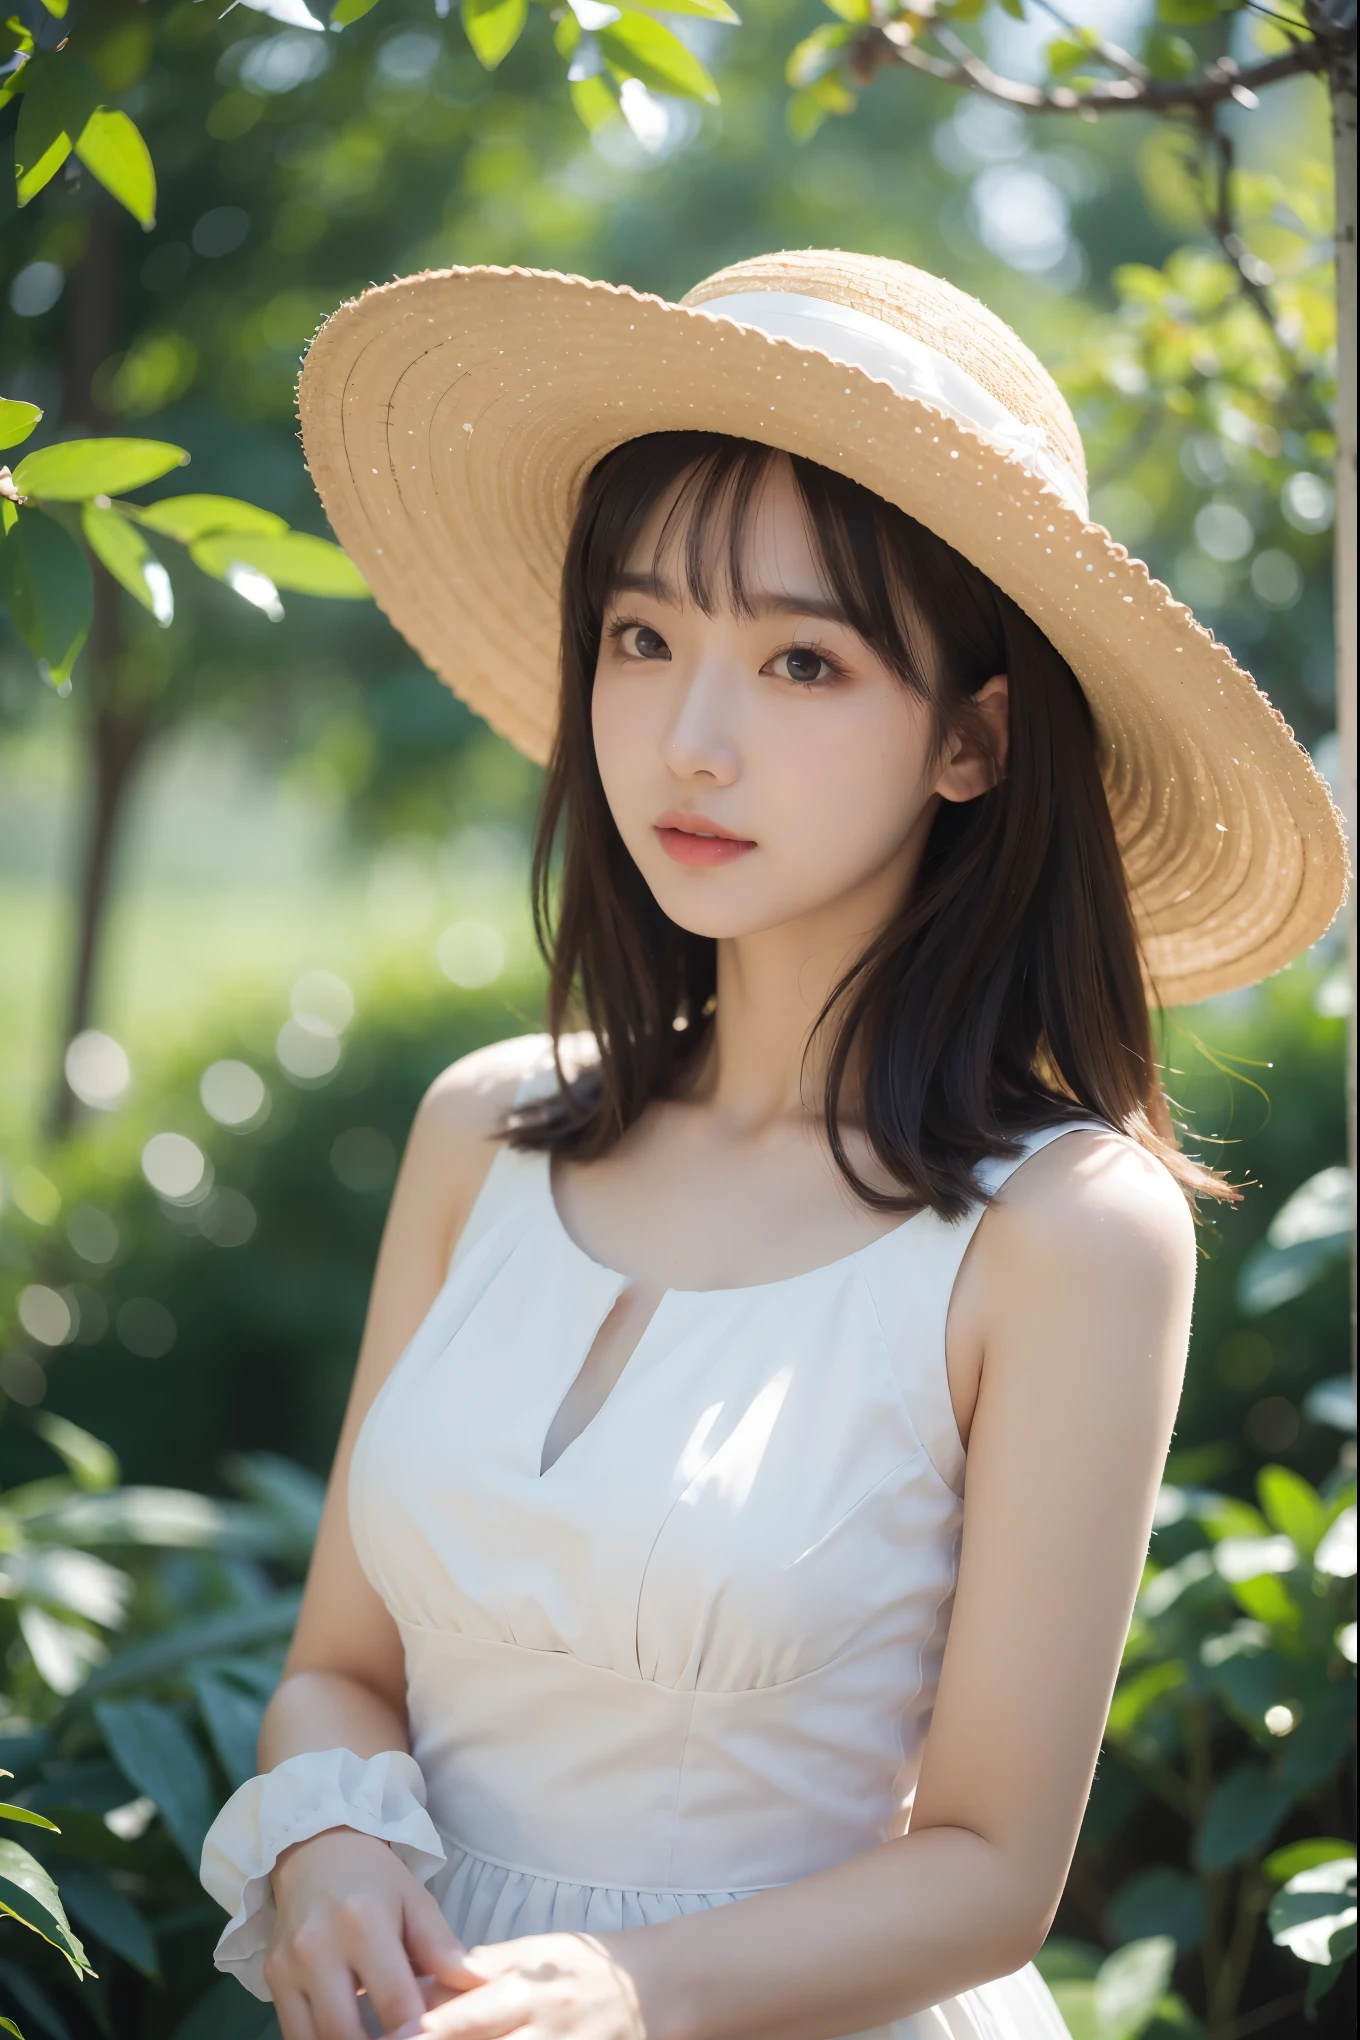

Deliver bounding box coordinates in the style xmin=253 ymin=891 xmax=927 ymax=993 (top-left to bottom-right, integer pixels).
xmin=280 ymin=1034 xmax=549 ymax=1706
xmin=910 ymin=1133 xmax=1196 ymax=1932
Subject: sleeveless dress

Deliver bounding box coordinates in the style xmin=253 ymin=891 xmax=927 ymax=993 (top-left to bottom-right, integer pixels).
xmin=342 ymin=1040 xmax=1085 ymax=2040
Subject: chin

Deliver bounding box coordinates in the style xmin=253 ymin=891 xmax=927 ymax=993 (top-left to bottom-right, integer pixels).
xmin=642 ymin=871 xmax=827 ymax=944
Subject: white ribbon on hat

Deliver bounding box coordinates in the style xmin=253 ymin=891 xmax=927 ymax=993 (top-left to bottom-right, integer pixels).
xmin=697 ymin=290 xmax=1090 ymax=521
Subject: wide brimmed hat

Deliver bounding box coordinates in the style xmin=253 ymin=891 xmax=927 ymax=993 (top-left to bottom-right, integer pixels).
xmin=297 ymin=248 xmax=1347 ymax=1007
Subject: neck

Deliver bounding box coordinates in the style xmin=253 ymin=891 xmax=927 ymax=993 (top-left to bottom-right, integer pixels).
xmin=697 ymin=826 xmax=932 ymax=1134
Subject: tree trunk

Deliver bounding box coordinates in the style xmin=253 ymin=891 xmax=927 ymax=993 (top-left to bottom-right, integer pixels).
xmin=1327 ymin=28 xmax=1357 ymax=1380
xmin=45 ymin=188 xmax=141 ymax=1141
xmin=45 ymin=573 xmax=149 ymax=1141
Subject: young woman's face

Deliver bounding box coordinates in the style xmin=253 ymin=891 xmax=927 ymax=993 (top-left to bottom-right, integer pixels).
xmin=592 ymin=457 xmax=999 ymax=944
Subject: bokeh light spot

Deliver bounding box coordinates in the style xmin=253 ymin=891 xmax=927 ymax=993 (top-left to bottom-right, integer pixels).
xmin=437 ymin=920 xmax=505 ymax=989
xmin=291 ymin=969 xmax=355 ymax=1033
xmin=197 ymin=1187 xmax=258 ymax=1249
xmin=142 ymin=1132 xmax=209 ymax=1203
xmin=18 ymin=1285 xmax=74 ymax=1348
xmin=65 ymin=1030 xmax=131 ymax=1111
xmin=201 ymin=1059 xmax=269 ymax=1128
xmin=331 ymin=1127 xmax=397 ymax=1193
xmin=277 ymin=1015 xmax=342 ymax=1082
xmin=0 ymin=1353 xmax=47 ymax=1406
xmin=115 ymin=1298 xmax=177 ymax=1359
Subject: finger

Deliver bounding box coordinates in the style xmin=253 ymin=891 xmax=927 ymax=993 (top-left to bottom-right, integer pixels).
xmin=417 ymin=1977 xmax=534 ymax=2039
xmin=274 ymin=1988 xmax=318 ymax=2040
xmin=353 ymin=1936 xmax=428 ymax=2038
xmin=307 ymin=1969 xmax=372 ymax=2040
xmin=404 ymin=1892 xmax=478 ymax=1988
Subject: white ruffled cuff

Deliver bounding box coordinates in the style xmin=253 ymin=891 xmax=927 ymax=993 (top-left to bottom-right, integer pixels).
xmin=200 ymin=1748 xmax=447 ymax=2001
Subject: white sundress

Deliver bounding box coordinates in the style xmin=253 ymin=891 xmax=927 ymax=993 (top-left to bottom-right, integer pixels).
xmin=209 ymin=1039 xmax=1087 ymax=2039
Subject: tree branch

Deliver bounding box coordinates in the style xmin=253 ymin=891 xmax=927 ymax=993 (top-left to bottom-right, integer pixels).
xmin=1200 ymin=107 xmax=1332 ymax=423
xmin=865 ymin=22 xmax=1327 ymax=116
xmin=1027 ymin=0 xmax=1150 ymax=86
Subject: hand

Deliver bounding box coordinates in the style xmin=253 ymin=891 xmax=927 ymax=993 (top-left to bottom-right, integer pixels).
xmin=266 ymin=1826 xmax=476 ymax=2040
xmin=385 ymin=1933 xmax=646 ymax=2040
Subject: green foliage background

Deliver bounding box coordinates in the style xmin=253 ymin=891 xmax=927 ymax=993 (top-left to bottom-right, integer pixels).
xmin=0 ymin=1 xmax=1353 ymax=2036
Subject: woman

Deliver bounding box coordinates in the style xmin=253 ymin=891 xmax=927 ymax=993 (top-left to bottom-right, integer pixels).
xmin=200 ymin=251 xmax=1345 ymax=2040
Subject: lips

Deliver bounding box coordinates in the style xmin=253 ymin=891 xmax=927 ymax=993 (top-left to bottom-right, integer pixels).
xmin=654 ymin=813 xmax=756 ymax=868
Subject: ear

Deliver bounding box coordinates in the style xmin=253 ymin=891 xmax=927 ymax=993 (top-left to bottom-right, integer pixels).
xmin=935 ymin=674 xmax=1009 ymax=805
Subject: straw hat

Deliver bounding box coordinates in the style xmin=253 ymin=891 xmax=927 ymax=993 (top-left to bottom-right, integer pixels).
xmin=296 ymin=249 xmax=1347 ymax=1007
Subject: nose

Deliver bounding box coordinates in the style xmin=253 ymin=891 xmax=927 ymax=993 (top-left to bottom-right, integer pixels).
xmin=663 ymin=656 xmax=740 ymax=786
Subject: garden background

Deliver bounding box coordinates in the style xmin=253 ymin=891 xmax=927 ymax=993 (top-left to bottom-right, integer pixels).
xmin=0 ymin=2 xmax=1354 ymax=2038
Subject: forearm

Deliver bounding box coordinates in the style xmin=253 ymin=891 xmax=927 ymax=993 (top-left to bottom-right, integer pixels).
xmin=609 ymin=1825 xmax=1048 ymax=2040
xmin=259 ymin=1667 xmax=411 ymax=1771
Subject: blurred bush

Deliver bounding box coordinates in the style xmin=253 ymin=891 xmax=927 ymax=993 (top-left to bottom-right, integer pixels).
xmin=0 ymin=1411 xmax=314 ymax=2039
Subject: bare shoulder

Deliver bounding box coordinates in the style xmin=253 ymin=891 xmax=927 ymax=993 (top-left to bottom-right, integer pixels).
xmin=987 ymin=1126 xmax=1196 ymax=1288
xmin=421 ymin=1032 xmax=554 ymax=1143
xmin=407 ymin=1030 xmax=599 ymax=1240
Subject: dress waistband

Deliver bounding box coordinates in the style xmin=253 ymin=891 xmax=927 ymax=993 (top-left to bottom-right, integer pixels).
xmin=399 ymin=1623 xmax=917 ymax=1894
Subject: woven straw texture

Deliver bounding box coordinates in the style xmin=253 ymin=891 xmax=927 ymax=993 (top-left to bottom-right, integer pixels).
xmin=297 ymin=252 xmax=1348 ymax=1007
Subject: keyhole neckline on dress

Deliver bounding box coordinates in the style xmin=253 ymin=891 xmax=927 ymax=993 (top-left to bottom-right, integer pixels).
xmin=540 ymin=1150 xmax=932 ymax=1302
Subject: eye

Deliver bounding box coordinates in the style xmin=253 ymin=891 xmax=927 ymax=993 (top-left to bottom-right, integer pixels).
xmin=614 ymin=621 xmax=671 ymax=661
xmin=769 ymin=645 xmax=839 ymax=687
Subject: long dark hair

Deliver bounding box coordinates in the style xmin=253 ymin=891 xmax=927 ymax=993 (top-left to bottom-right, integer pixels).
xmin=511 ymin=431 xmax=1229 ymax=1218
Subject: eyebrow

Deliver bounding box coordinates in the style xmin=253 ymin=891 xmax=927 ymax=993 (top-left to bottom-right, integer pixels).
xmin=610 ymin=570 xmax=853 ymax=626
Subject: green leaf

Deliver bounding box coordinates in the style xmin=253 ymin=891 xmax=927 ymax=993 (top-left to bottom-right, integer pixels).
xmin=12 ymin=436 xmax=188 ymax=501
xmin=1046 ymin=28 xmax=1099 ymax=75
xmin=1268 ymin=1856 xmax=1356 ymax=1966
xmin=226 ymin=1453 xmax=324 ymax=1558
xmin=22 ymin=1486 xmax=275 ymax=1558
xmin=1276 ymin=1684 xmax=1356 ymax=1792
xmin=1265 ymin=1838 xmax=1358 ymax=1884
xmin=570 ymin=71 xmax=619 ymax=130
xmin=0 ymin=63 xmax=24 ymax=121
xmin=599 ymin=12 xmax=719 ymax=102
xmin=66 ymin=1590 xmax=301 ymax=1705
xmin=997 ymin=0 xmax=1026 ymax=15
xmin=0 ymin=1805 xmax=60 ymax=1834
xmin=462 ymin=0 xmax=527 ymax=69
xmin=1156 ymin=0 xmax=1221 ymax=20
xmin=1144 ymin=28 xmax=1196 ymax=78
xmin=0 ymin=507 xmax=92 ymax=684
xmin=189 ymin=1665 xmax=269 ymax=1788
xmin=13 ymin=56 xmax=97 ymax=207
xmin=1095 ymin=1936 xmax=1176 ymax=2039
xmin=37 ymin=0 xmax=68 ymax=15
xmin=93 ymin=1699 xmax=212 ymax=1870
xmin=1194 ymin=1764 xmax=1294 ymax=1871
xmin=0 ymin=399 xmax=41 ymax=452
xmin=787 ymin=71 xmax=855 ymax=140
xmin=1229 ymin=1570 xmax=1300 ymax=1633
xmin=1106 ymin=1868 xmax=1206 ymax=1954
xmin=822 ymin=0 xmax=870 ymax=18
xmin=0 ymin=2020 xmax=21 ymax=2038
xmin=56 ymin=1865 xmax=157 ymax=1979
xmin=332 ymin=0 xmax=384 ymax=21
xmin=0 ymin=1841 xmax=93 ymax=1976
xmin=132 ymin=494 xmax=287 ymax=544
xmin=1305 ymin=1957 xmax=1348 ymax=2015
xmin=1106 ymin=1658 xmax=1185 ymax=1738
xmin=168 ymin=1974 xmax=282 ymax=2040
xmin=1257 ymin=1465 xmax=1328 ymax=1560
xmin=785 ymin=20 xmax=853 ymax=88
xmin=32 ymin=1414 xmax=119 ymax=1494
xmin=639 ymin=0 xmax=738 ymax=15
xmin=74 ymin=108 xmax=156 ymax=230
xmin=0 ymin=1953 xmax=69 ymax=2040
xmin=1035 ymin=1938 xmax=1102 ymax=1985
xmin=190 ymin=530 xmax=370 ymax=598
xmin=80 ymin=505 xmax=173 ymax=625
